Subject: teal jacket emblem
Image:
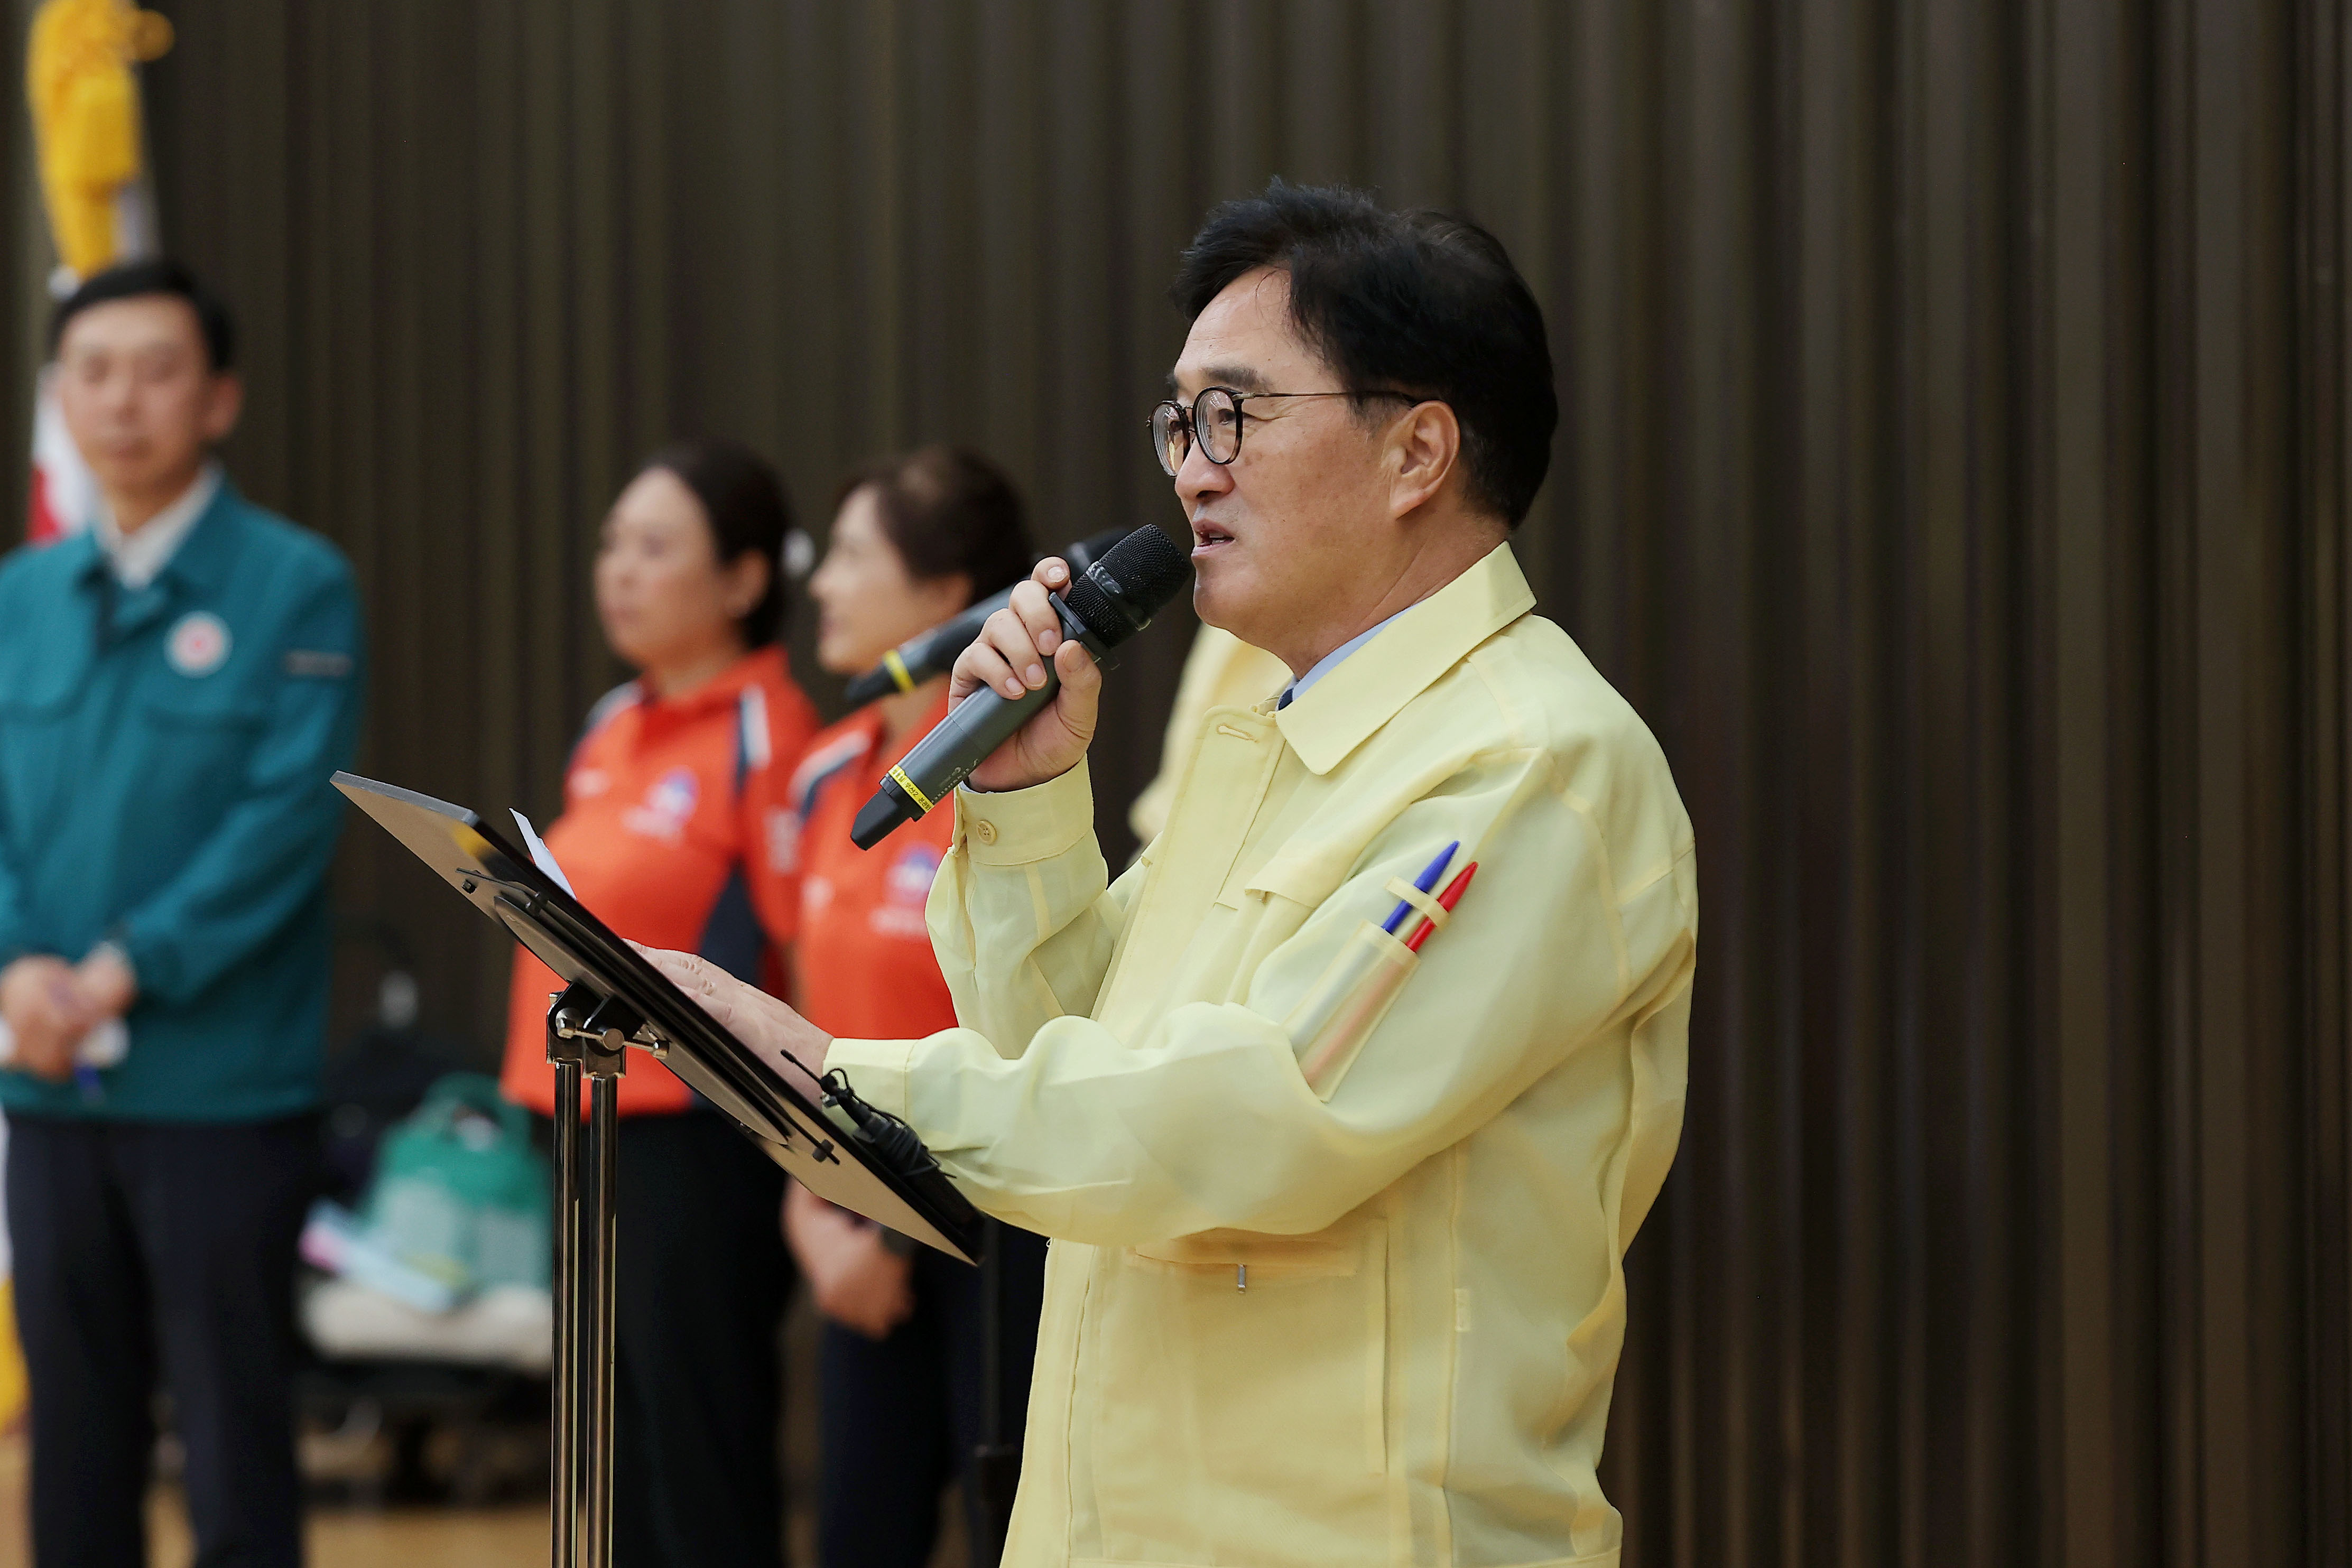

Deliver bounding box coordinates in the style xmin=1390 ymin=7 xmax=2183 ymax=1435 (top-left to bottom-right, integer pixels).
xmin=0 ymin=480 xmax=364 ymax=1121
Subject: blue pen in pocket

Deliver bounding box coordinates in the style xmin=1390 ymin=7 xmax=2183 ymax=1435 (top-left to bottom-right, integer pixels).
xmin=1284 ymin=840 xmax=1463 ymax=1099
xmin=1380 ymin=840 xmax=1459 ymax=934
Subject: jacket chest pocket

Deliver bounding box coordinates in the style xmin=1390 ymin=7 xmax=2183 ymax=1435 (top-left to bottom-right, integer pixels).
xmin=0 ymin=690 xmax=79 ymax=836
xmin=1202 ymin=848 xmax=1350 ymax=1012
xmin=137 ymin=687 xmax=270 ymax=800
xmin=1082 ymin=1220 xmax=1390 ymax=1563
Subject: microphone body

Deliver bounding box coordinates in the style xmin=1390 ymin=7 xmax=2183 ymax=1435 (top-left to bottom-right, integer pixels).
xmin=851 ymin=525 xmax=1190 ymax=849
xmin=841 ymin=527 xmax=1128 ymax=706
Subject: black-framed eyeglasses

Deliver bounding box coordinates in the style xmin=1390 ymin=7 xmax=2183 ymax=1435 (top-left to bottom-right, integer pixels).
xmin=1149 ymin=386 xmax=1420 ymax=477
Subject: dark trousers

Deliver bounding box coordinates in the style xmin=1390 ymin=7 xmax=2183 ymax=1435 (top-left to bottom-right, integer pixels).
xmin=817 ymin=1224 xmax=1049 ymax=1568
xmin=611 ymin=1110 xmax=793 ymax=1568
xmin=6 ymin=1113 xmax=316 ymax=1568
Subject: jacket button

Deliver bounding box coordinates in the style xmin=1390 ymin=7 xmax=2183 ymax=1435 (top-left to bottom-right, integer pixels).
xmin=971 ymin=818 xmax=998 ymax=846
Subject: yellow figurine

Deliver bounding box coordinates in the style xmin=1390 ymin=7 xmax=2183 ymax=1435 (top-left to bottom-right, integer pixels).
xmin=27 ymin=0 xmax=171 ymax=281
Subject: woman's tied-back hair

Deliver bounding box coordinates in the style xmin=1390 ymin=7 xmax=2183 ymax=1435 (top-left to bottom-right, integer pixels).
xmin=639 ymin=438 xmax=795 ymax=648
xmin=1171 ymin=180 xmax=1558 ymax=528
xmin=836 ymin=445 xmax=1034 ymax=609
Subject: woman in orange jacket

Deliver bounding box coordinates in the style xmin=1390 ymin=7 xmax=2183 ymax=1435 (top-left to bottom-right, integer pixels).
xmin=779 ymin=447 xmax=1049 ymax=1568
xmin=498 ymin=439 xmax=817 ymax=1568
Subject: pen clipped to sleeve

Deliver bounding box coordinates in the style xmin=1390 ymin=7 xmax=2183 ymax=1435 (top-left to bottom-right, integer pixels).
xmin=1284 ymin=851 xmax=1479 ymax=1099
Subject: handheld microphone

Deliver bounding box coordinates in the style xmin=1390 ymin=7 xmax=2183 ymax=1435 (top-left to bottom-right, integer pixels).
xmin=841 ymin=527 xmax=1130 ymax=706
xmin=850 ymin=525 xmax=1191 ymax=849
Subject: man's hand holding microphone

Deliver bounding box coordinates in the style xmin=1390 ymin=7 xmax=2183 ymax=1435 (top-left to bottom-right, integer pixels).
xmin=641 ymin=527 xmax=1187 ymax=1068
xmin=949 ymin=555 xmax=1101 ymax=793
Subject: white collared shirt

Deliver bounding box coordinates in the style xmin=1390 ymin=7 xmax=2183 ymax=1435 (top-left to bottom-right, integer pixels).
xmin=93 ymin=462 xmax=222 ymax=591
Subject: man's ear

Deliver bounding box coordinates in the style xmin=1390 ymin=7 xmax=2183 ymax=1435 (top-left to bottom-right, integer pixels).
xmin=201 ymin=373 xmax=244 ymax=444
xmin=1386 ymin=400 xmax=1462 ymax=521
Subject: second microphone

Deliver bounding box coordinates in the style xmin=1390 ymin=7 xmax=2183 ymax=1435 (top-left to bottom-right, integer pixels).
xmin=840 ymin=526 xmax=1129 ymax=706
xmin=851 ymin=524 xmax=1192 ymax=849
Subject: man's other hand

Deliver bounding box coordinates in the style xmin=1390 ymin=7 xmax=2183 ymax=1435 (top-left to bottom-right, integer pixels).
xmin=784 ymin=1181 xmax=914 ymax=1340
xmin=0 ymin=955 xmax=90 ymax=1082
xmin=952 ymin=558 xmax=1101 ymax=794
xmin=73 ymin=944 xmax=136 ymax=1020
xmin=633 ymin=945 xmax=834 ymax=1099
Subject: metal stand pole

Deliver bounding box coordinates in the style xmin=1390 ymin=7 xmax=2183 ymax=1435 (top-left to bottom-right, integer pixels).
xmin=545 ymin=983 xmax=632 ymax=1568
xmin=547 ymin=1004 xmax=583 ymax=1568
xmin=582 ymin=1069 xmax=621 ymax=1568
xmin=973 ymin=1217 xmax=1018 ymax=1567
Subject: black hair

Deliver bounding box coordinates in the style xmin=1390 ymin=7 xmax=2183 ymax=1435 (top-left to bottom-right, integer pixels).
xmin=637 ymin=438 xmax=795 ymax=648
xmin=835 ymin=445 xmax=1033 ymax=609
xmin=49 ymin=258 xmax=237 ymax=372
xmin=1171 ymin=180 xmax=1557 ymax=528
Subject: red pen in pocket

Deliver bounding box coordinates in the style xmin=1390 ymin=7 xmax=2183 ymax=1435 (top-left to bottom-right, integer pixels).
xmin=1288 ymin=859 xmax=1483 ymax=1098
xmin=1402 ymin=861 xmax=1478 ymax=952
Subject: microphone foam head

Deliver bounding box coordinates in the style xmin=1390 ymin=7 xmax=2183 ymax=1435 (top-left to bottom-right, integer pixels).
xmin=1063 ymin=526 xmax=1192 ymax=647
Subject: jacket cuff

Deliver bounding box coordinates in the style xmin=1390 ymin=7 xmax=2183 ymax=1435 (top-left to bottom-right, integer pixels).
xmin=954 ymin=759 xmax=1094 ymax=867
xmin=113 ymin=921 xmax=179 ymax=1006
xmin=825 ymin=1037 xmax=915 ymax=1124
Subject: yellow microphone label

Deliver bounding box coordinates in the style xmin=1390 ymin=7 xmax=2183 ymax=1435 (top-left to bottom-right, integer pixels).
xmin=888 ymin=765 xmax=935 ymax=813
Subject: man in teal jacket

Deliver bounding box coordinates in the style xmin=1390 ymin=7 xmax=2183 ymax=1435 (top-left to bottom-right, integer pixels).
xmin=0 ymin=261 xmax=362 ymax=1568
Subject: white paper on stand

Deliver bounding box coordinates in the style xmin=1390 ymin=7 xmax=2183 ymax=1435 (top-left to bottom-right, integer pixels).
xmin=511 ymin=809 xmax=578 ymax=898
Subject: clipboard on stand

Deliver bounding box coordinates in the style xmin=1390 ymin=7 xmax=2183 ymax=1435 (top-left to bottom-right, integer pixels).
xmin=332 ymin=770 xmax=981 ymax=1568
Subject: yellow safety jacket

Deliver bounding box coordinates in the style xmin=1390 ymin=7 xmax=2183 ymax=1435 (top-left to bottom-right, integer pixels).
xmin=1126 ymin=623 xmax=1292 ymax=844
xmin=829 ymin=543 xmax=1697 ymax=1567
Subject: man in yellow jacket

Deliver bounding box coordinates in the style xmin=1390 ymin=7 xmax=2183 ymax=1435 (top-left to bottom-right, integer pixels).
xmin=655 ymin=182 xmax=1696 ymax=1567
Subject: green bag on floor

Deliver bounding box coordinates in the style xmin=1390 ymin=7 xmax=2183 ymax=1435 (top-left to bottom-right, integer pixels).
xmin=362 ymin=1072 xmax=550 ymax=1296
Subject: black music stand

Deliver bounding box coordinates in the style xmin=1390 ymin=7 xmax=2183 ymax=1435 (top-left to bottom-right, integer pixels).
xmin=332 ymin=772 xmax=983 ymax=1568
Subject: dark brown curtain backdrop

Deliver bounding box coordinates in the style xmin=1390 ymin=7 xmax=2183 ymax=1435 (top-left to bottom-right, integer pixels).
xmin=5 ymin=1 xmax=2344 ymax=1564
